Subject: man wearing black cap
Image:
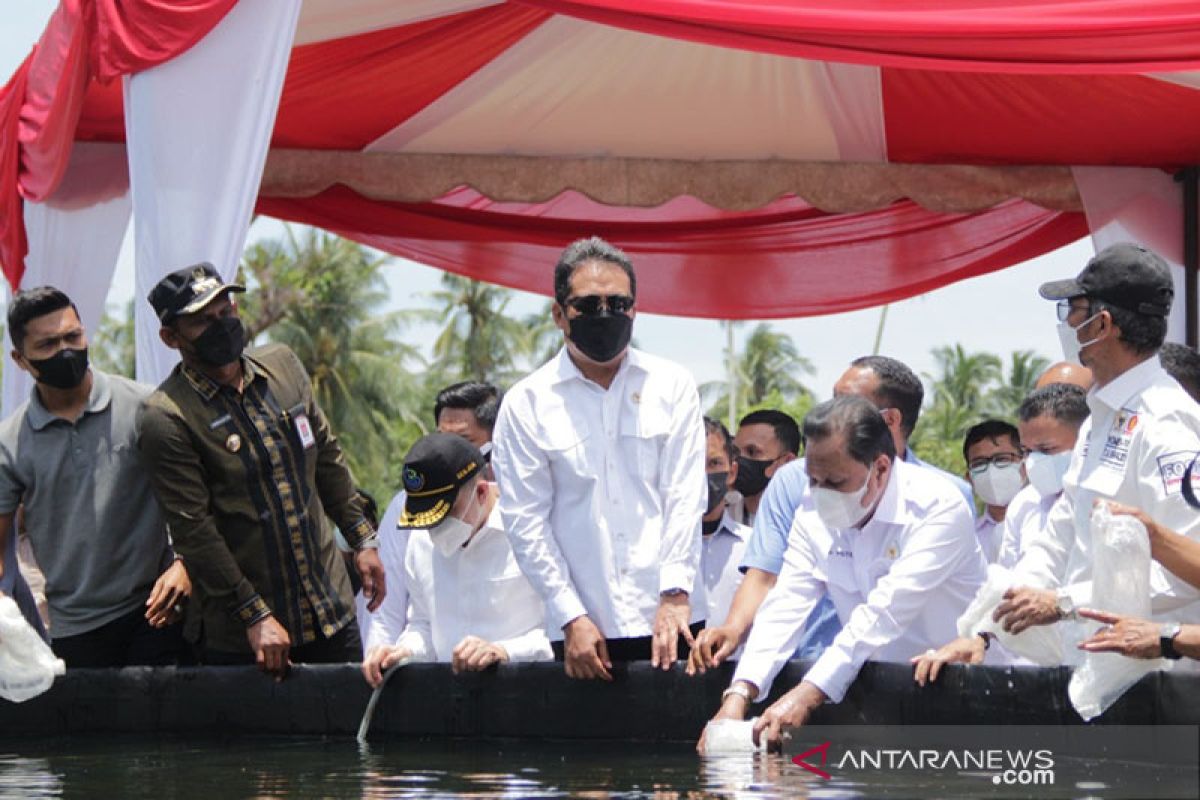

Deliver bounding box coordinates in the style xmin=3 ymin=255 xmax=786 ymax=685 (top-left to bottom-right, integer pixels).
xmin=138 ymin=263 xmax=385 ymax=679
xmin=983 ymin=243 xmax=1200 ymax=646
xmin=361 ymin=433 xmax=550 ymax=685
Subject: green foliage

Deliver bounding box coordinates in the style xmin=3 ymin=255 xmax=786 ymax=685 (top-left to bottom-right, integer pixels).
xmin=703 ymin=322 xmax=815 ymax=427
xmin=91 ymin=300 xmax=136 ymax=378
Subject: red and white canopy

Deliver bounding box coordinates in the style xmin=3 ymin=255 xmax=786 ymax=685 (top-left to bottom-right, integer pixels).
xmin=5 ymin=1 xmax=1200 ymax=322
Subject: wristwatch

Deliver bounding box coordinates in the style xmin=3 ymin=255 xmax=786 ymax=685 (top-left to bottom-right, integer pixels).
xmin=721 ymin=683 xmax=755 ymax=705
xmin=1160 ymin=622 xmax=1184 ymax=660
xmin=1054 ymin=589 xmax=1078 ymax=621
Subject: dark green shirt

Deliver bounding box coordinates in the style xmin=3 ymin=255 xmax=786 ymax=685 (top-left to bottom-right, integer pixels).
xmin=138 ymin=344 xmax=375 ymax=654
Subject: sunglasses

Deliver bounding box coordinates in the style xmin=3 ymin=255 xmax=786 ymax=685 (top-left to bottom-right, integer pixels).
xmin=564 ymin=294 xmax=635 ymax=315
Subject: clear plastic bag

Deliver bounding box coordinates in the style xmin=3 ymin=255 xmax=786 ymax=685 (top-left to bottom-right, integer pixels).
xmin=0 ymin=595 xmax=64 ymax=702
xmin=702 ymin=717 xmax=767 ymax=755
xmin=956 ymin=563 xmax=1066 ymax=666
xmin=1067 ymin=502 xmax=1161 ymax=721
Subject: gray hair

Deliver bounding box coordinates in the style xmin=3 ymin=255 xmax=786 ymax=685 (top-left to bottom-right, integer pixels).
xmin=802 ymin=395 xmax=896 ymax=466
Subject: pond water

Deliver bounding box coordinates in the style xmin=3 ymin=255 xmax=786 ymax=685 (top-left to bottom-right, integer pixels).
xmin=0 ymin=736 xmax=1195 ymax=800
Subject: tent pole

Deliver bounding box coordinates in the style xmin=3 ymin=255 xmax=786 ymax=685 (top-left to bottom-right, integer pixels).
xmin=1185 ymin=167 xmax=1199 ymax=349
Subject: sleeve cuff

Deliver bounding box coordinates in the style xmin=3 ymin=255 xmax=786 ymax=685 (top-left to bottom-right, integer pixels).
xmin=1064 ymin=580 xmax=1091 ymax=608
xmin=802 ymin=651 xmax=853 ymax=704
xmin=737 ymin=551 xmax=783 ymax=576
xmin=547 ymin=585 xmax=588 ymax=632
xmin=231 ymin=594 xmax=272 ymax=628
xmin=344 ymin=517 xmax=377 ymax=550
xmin=659 ymin=562 xmax=695 ymax=595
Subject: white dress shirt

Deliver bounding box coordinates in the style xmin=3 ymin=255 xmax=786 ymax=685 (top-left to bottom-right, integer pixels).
xmin=395 ymin=502 xmax=552 ymax=663
xmin=995 ymin=484 xmax=1058 ymax=570
xmin=360 ymin=490 xmax=411 ymax=653
xmin=493 ymin=346 xmax=707 ymax=641
xmin=975 ymin=510 xmax=1005 ymax=565
xmin=732 ymin=459 xmax=985 ymax=702
xmin=1016 ymin=357 xmax=1200 ymax=622
xmin=699 ymin=510 xmax=750 ymax=627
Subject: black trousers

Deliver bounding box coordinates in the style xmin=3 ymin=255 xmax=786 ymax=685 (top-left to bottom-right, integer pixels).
xmin=552 ymin=621 xmax=705 ymax=662
xmin=202 ymin=619 xmax=362 ymax=666
xmin=52 ymin=606 xmax=187 ymax=669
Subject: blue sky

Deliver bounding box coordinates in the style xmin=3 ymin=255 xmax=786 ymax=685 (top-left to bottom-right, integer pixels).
xmin=2 ymin=2 xmax=1090 ymax=396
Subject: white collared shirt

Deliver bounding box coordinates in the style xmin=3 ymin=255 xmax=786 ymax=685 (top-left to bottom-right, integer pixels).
xmin=395 ymin=503 xmax=552 ymax=663
xmin=995 ymin=484 xmax=1058 ymax=570
xmin=699 ymin=510 xmax=750 ymax=627
xmin=493 ymin=346 xmax=707 ymax=641
xmin=732 ymin=459 xmax=985 ymax=702
xmin=360 ymin=490 xmax=411 ymax=653
xmin=1016 ymin=358 xmax=1200 ymax=621
xmin=975 ymin=510 xmax=1005 ymax=564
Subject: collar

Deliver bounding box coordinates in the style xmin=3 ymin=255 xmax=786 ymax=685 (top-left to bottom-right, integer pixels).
xmin=181 ymin=354 xmax=261 ymax=402
xmin=864 ymin=458 xmax=905 ymax=527
xmin=549 ymin=345 xmax=641 ymax=387
xmin=26 ymin=369 xmax=110 ymax=431
xmin=902 ymin=447 xmax=920 ymax=466
xmin=709 ymin=508 xmax=747 ymax=540
xmin=1089 ymin=356 xmax=1166 ymax=416
xmin=975 ymin=510 xmax=1002 ymax=531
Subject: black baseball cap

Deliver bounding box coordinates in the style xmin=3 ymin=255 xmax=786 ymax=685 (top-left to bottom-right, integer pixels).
xmin=148 ymin=262 xmax=245 ymax=324
xmin=1038 ymin=243 xmax=1174 ymax=318
xmin=397 ymin=432 xmax=483 ymax=529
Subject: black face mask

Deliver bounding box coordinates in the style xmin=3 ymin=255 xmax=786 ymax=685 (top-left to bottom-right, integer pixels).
xmin=733 ymin=455 xmax=775 ymax=498
xmin=29 ymin=347 xmax=89 ymax=390
xmin=705 ymin=471 xmax=729 ymax=516
xmin=567 ymin=312 xmax=632 ymax=364
xmin=190 ymin=317 xmax=245 ymax=367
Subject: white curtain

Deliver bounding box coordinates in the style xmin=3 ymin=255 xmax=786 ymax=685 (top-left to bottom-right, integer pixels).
xmin=125 ymin=0 xmax=301 ymax=384
xmin=1072 ymin=166 xmax=1189 ymax=343
xmin=2 ymin=143 xmax=131 ymax=420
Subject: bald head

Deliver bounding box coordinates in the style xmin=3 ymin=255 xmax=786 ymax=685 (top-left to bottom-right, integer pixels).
xmin=1035 ymin=361 xmax=1094 ymax=391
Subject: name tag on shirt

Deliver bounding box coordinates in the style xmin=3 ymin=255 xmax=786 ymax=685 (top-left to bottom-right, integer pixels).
xmin=294 ymin=412 xmax=316 ymax=449
xmin=1099 ymin=409 xmax=1138 ymax=475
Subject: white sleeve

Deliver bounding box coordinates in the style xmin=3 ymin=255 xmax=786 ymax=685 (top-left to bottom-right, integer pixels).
xmin=493 ymin=394 xmax=587 ymax=631
xmin=804 ymin=499 xmax=977 ymax=703
xmin=657 ymin=373 xmax=706 ymax=594
xmin=494 ymin=627 xmax=554 ymax=662
xmin=363 ymin=496 xmax=410 ymax=652
xmin=731 ymin=515 xmax=824 ymax=698
xmin=394 ymin=539 xmax=435 ymax=662
xmin=1135 ymin=420 xmax=1200 ymax=613
xmin=1012 ymin=491 xmax=1074 ymax=590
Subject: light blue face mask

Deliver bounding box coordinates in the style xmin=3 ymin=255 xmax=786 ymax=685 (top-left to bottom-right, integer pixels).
xmin=1025 ymin=450 xmax=1073 ymax=497
xmin=1056 ymin=312 xmax=1102 ymax=366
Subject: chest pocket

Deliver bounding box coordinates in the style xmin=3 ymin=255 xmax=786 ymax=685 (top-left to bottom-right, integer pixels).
xmin=619 ymin=405 xmax=670 ymax=483
xmin=823 ymin=553 xmax=860 ymax=594
xmin=539 ymin=412 xmax=592 ymax=476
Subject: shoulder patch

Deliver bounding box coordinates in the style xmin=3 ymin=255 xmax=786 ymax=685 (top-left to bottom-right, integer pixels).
xmin=1157 ymin=450 xmax=1200 ymax=495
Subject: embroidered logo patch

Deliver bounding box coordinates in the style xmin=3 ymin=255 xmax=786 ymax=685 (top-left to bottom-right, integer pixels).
xmin=402 ymin=467 xmax=425 ymax=492
xmin=1157 ymin=451 xmax=1200 ymax=495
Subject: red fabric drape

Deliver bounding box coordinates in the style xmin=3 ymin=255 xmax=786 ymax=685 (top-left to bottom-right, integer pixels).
xmin=520 ymin=0 xmax=1200 ymax=74
xmin=260 ymin=186 xmax=1087 ymax=319
xmin=1 ymin=0 xmax=236 ymax=288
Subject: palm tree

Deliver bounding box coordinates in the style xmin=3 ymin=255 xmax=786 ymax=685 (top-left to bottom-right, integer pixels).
xmin=925 ymin=344 xmax=1002 ymax=412
xmin=987 ymin=349 xmax=1050 ymax=418
xmin=703 ymin=323 xmax=814 ymax=423
xmin=91 ymin=300 xmax=135 ymax=378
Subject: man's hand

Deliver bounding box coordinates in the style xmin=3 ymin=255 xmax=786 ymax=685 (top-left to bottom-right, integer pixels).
xmin=1077 ymin=608 xmax=1163 ymax=659
xmin=451 ymin=635 xmax=509 ymax=674
xmin=687 ymin=624 xmax=743 ymax=676
xmin=355 ymin=547 xmax=387 ymax=612
xmin=1104 ymin=500 xmax=1165 ymax=552
xmin=247 ymin=615 xmax=291 ymax=681
xmin=145 ymin=559 xmax=191 ymax=628
xmin=993 ymin=586 xmax=1061 ymax=634
xmin=696 ymin=684 xmax=752 ymax=754
xmin=563 ymin=615 xmax=612 ymax=681
xmin=911 ymin=636 xmax=987 ymax=687
xmin=652 ymin=592 xmax=694 ymax=670
xmin=361 ymin=644 xmax=412 ymax=687
xmin=752 ymin=681 xmax=826 ymax=750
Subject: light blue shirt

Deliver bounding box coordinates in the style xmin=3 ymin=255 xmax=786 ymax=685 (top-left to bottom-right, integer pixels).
xmin=738 ymin=448 xmax=974 ymax=658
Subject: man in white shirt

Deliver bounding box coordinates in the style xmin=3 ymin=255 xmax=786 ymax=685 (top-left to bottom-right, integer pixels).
xmin=357 ymin=381 xmax=503 ymax=655
xmin=360 ymin=434 xmax=550 ymax=686
xmin=962 ymin=420 xmax=1025 ymax=564
xmin=725 ymin=410 xmax=799 ymax=528
xmin=990 ymin=243 xmax=1200 ymax=639
xmin=493 ymin=236 xmax=706 ymax=680
xmin=914 ymin=382 xmax=1089 ymax=682
xmin=699 ymin=396 xmax=985 ymax=750
xmin=699 ymin=417 xmax=750 ymax=628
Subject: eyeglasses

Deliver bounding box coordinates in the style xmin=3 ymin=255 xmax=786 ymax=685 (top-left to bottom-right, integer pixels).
xmin=564 ymin=294 xmax=634 ymax=315
xmin=1056 ymin=298 xmax=1090 ymax=322
xmin=967 ymin=452 xmax=1023 ymax=475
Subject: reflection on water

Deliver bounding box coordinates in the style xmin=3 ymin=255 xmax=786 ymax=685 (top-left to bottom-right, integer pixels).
xmin=0 ymin=736 xmax=1193 ymax=799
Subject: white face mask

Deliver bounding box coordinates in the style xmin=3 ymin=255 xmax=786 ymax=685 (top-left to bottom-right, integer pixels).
xmin=1025 ymin=450 xmax=1073 ymax=498
xmin=429 ymin=488 xmax=480 ymax=557
xmin=1056 ymin=311 xmax=1101 ymax=366
xmin=813 ymin=467 xmax=876 ymax=531
xmin=972 ymin=462 xmax=1025 ymax=507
